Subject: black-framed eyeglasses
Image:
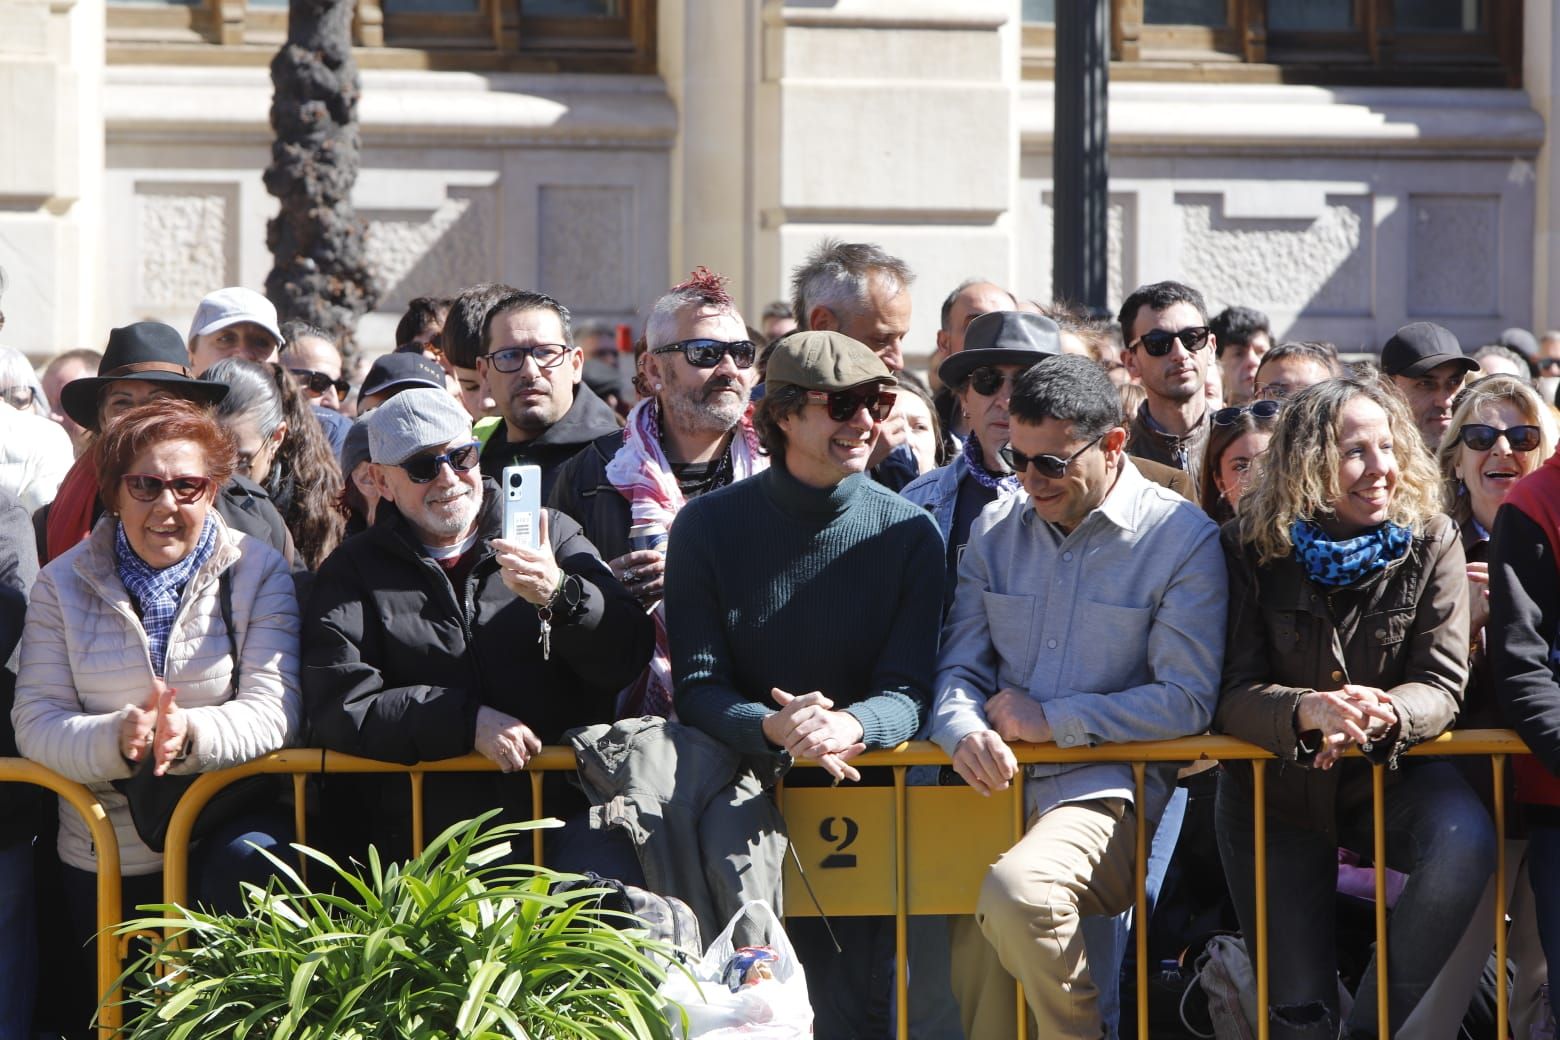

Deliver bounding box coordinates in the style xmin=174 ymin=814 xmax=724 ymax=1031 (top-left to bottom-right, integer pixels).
xmin=0 ymin=386 xmax=36 ymax=410
xmin=967 ymin=366 xmax=1021 ymax=397
xmin=121 ymin=473 xmax=214 ymax=504
xmin=652 ymin=339 xmax=757 ymax=370
xmin=288 ymin=368 xmax=350 ymax=396
xmin=804 ymin=386 xmax=897 ymax=422
xmin=1130 ymin=326 xmax=1211 ymax=358
xmin=398 ymin=442 xmax=481 ymax=483
xmin=999 ymin=434 xmax=1105 ymax=479
xmin=1458 ymin=423 xmax=1541 ymax=453
xmin=1212 ymin=399 xmax=1281 ymax=427
xmin=483 ymin=344 xmax=572 ymax=373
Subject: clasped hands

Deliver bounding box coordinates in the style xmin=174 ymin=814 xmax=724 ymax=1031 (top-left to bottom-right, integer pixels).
xmin=1297 ymin=684 xmax=1398 ymax=771
xmin=952 ymin=688 xmax=1049 ymax=797
xmin=761 ymin=688 xmax=866 ymax=783
xmin=120 ymin=679 xmax=188 ymax=776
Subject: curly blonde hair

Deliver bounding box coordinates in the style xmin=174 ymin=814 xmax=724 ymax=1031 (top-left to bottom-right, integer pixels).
xmin=1436 ymin=374 xmax=1557 ymax=527
xmin=1236 ymin=379 xmax=1443 ymax=564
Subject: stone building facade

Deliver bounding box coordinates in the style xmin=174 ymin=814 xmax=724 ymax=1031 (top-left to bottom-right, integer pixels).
xmin=1 ymin=0 xmax=1557 ymax=366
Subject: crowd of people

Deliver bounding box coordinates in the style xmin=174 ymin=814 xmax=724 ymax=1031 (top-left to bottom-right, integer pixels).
xmin=0 ymin=245 xmax=1556 ymax=1040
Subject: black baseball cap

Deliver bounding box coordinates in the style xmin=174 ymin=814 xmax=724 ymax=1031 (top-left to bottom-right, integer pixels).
xmin=1380 ymin=322 xmax=1478 ymax=379
xmin=358 ymin=352 xmax=447 ymax=406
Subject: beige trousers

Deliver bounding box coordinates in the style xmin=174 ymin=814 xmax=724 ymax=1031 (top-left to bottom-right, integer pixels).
xmin=950 ymin=798 xmax=1137 ymax=1040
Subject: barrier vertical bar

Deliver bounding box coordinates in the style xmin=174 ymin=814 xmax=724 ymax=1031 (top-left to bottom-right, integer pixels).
xmin=1253 ymin=761 xmax=1269 ymax=1040
xmin=1014 ymin=770 xmax=1026 ymax=1040
xmin=1371 ymin=764 xmax=1388 ymax=1039
xmin=292 ymin=773 xmax=309 ymax=887
xmin=409 ymin=771 xmax=425 ymax=856
xmin=894 ymin=766 xmax=909 ymax=1040
xmin=531 ymin=770 xmax=545 ymax=865
xmin=1493 ymin=754 xmax=1508 ymax=1040
xmin=1133 ymin=761 xmax=1149 ymax=1040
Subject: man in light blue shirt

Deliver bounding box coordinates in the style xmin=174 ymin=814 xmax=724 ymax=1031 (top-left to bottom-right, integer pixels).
xmin=931 ymin=354 xmax=1226 ymax=1040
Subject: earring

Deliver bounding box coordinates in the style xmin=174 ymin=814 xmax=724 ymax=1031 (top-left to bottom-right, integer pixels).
xmin=654 ymin=384 xmax=663 ymax=392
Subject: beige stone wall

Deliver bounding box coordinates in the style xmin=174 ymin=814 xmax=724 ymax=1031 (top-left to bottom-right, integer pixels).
xmin=0 ymin=0 xmax=103 ymax=359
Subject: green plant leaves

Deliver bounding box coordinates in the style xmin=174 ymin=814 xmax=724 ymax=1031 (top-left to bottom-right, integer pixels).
xmin=108 ymin=813 xmax=675 ymax=1040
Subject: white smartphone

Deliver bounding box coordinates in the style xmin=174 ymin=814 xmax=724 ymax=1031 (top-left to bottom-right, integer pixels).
xmin=501 ymin=464 xmax=543 ymax=548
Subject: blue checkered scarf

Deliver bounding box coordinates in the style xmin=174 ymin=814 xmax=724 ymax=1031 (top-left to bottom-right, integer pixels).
xmin=114 ymin=514 xmax=219 ymax=678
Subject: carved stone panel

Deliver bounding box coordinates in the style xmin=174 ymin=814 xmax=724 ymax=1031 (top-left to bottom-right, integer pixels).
xmin=364 ymin=186 xmax=496 ymax=312
xmin=537 ymin=185 xmax=633 ymax=312
xmin=135 ymin=183 xmax=237 ymax=310
xmin=1177 ymin=193 xmax=1369 ymax=317
xmin=1407 ymin=195 xmax=1499 ymax=317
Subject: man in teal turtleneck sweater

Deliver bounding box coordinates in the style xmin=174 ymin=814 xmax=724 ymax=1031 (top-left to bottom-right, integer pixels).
xmin=666 ymin=330 xmax=943 ymax=1038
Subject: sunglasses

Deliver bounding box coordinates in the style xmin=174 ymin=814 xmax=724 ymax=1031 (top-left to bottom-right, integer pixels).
xmin=1212 ymin=399 xmax=1281 ymax=427
xmin=1458 ymin=423 xmax=1541 ymax=453
xmin=121 ymin=473 xmax=214 ymax=504
xmin=1541 ymin=359 xmax=1560 ymax=374
xmin=483 ymin=344 xmax=571 ymax=373
xmin=1131 ymin=326 xmax=1211 ymax=357
xmin=999 ymin=433 xmax=1104 ymax=479
xmin=399 ymin=442 xmax=481 ymax=483
xmin=804 ymin=387 xmax=897 ymax=422
xmin=289 ymin=368 xmax=350 ymax=396
xmin=967 ymin=366 xmax=1020 ymax=397
xmin=652 ymin=339 xmax=757 ymax=370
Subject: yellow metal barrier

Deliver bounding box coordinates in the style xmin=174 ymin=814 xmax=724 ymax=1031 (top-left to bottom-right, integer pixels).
xmin=134 ymin=730 xmax=1531 ymax=1039
xmin=0 ymin=759 xmax=126 ymax=1040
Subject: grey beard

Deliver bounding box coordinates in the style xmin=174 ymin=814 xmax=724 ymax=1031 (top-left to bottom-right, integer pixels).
xmin=660 ymin=386 xmax=747 ymax=437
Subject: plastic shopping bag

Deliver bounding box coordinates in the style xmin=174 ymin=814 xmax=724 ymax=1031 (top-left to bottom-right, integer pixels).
xmin=660 ymin=900 xmax=812 ymax=1039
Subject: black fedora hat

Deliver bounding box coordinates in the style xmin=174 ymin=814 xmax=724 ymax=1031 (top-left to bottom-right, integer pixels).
xmin=939 ymin=311 xmax=1062 ymax=388
xmin=62 ymin=322 xmax=229 ymax=431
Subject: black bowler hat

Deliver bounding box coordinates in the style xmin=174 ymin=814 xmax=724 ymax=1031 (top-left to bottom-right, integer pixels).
xmin=61 ymin=322 xmax=229 ymax=431
xmin=938 ymin=311 xmax=1062 ymax=388
xmin=1380 ymin=322 xmax=1479 ymax=380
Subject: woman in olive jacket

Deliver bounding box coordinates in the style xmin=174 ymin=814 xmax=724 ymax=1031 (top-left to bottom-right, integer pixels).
xmin=1214 ymin=378 xmax=1494 ymax=1040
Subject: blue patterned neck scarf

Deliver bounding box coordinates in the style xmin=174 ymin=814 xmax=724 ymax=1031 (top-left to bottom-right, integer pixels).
xmin=115 ymin=514 xmax=218 ymax=677
xmin=1290 ymin=518 xmax=1411 ymax=588
xmin=962 ymin=434 xmax=1020 ymax=493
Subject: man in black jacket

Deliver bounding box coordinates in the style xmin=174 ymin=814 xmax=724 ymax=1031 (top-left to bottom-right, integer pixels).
xmin=303 ymin=387 xmax=653 ymax=865
xmin=475 ymin=289 xmax=623 ymax=501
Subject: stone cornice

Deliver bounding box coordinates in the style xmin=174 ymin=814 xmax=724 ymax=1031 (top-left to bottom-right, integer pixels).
xmin=1019 ymin=82 xmax=1544 ymax=159
xmin=105 ymin=66 xmax=677 ymax=149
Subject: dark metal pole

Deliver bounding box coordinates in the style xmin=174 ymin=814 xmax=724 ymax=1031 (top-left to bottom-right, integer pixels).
xmin=1052 ymin=0 xmax=1110 ymax=312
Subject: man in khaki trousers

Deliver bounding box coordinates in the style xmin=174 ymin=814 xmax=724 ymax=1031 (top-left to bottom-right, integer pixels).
xmin=929 ymin=355 xmax=1226 ymax=1039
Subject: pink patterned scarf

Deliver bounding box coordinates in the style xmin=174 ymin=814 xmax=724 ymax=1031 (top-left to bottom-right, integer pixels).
xmin=605 ymin=398 xmax=765 ymax=717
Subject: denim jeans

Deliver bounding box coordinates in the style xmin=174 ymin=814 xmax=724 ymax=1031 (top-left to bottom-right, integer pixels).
xmin=1215 ymin=762 xmax=1494 ymax=1040
xmin=1529 ymin=823 xmax=1560 ymax=1002
xmin=61 ymin=810 xmax=294 ymax=1033
xmin=0 ymin=840 xmax=36 ymax=1040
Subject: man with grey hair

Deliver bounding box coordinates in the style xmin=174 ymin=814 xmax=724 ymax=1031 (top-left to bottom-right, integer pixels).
xmin=549 ymin=268 xmax=767 ymax=716
xmin=790 ymin=238 xmax=915 ymax=372
xmin=304 ymin=385 xmax=651 ymax=864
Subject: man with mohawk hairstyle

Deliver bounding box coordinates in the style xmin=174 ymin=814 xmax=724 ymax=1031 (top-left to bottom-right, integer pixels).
xmin=551 ymin=267 xmax=767 ymax=717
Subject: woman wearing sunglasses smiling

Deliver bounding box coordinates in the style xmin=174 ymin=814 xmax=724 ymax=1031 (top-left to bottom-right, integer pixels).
xmin=12 ymin=398 xmax=299 ymax=1026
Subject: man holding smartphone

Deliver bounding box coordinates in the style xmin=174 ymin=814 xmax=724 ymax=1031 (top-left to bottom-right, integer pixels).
xmin=302 ymin=387 xmax=652 ymax=869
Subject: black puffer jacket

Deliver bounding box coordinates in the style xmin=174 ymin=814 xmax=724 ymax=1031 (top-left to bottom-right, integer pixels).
xmin=547 ymin=430 xmax=633 ymax=562
xmin=302 ymin=479 xmax=652 ymax=853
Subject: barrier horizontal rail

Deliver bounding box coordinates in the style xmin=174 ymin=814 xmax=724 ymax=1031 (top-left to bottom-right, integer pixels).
xmin=5 ymin=729 xmax=1530 ymax=1040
